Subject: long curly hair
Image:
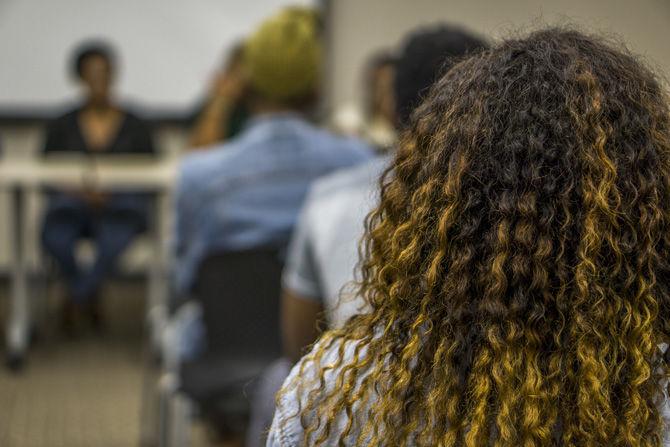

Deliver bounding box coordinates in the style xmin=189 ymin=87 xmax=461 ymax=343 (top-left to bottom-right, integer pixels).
xmin=282 ymin=28 xmax=670 ymax=446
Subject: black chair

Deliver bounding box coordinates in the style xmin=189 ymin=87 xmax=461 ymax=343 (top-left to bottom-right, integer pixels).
xmin=163 ymin=248 xmax=283 ymax=445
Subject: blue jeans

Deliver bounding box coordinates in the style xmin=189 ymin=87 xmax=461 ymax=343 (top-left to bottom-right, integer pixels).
xmin=41 ymin=193 xmax=147 ymax=303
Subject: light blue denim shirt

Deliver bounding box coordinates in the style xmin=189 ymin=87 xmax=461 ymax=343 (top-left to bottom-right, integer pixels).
xmin=174 ymin=113 xmax=373 ymax=293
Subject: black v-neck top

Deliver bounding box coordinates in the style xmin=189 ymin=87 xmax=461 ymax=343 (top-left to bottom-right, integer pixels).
xmin=43 ymin=106 xmax=156 ymax=155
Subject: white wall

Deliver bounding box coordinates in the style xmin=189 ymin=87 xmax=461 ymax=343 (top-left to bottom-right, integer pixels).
xmin=326 ymin=0 xmax=670 ymax=114
xmin=0 ymin=0 xmax=312 ymax=111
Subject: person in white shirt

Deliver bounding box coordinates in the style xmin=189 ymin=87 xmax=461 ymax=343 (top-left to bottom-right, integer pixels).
xmin=282 ymin=24 xmax=488 ymax=362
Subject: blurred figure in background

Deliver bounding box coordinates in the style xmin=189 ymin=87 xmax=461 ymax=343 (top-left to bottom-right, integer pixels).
xmin=245 ymin=24 xmax=488 ymax=447
xmin=331 ymin=52 xmax=397 ymax=152
xmin=173 ymin=7 xmax=372 ymax=299
xmin=364 ymin=53 xmax=397 ymax=150
xmin=170 ymin=7 xmax=372 ymax=444
xmin=171 ymin=4 xmax=372 ymax=378
xmin=189 ymin=41 xmax=250 ymax=148
xmin=41 ymin=41 xmax=155 ymax=333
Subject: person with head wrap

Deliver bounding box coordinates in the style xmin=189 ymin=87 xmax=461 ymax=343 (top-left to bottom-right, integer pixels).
xmin=174 ymin=6 xmax=371 ymax=298
xmin=170 ymin=6 xmax=372 ymax=369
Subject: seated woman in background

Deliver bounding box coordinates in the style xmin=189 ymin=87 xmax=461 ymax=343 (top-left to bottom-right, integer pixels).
xmin=269 ymin=29 xmax=670 ymax=446
xmin=42 ymin=41 xmax=155 ymax=332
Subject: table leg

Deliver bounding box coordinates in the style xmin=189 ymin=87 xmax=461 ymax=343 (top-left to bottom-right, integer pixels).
xmin=6 ymin=185 xmax=29 ymax=370
xmin=147 ymin=191 xmax=169 ymax=355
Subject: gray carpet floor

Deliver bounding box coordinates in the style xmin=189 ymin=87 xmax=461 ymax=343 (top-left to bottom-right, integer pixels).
xmin=0 ymin=281 xmax=159 ymax=447
xmin=0 ymin=280 xmax=231 ymax=447
xmin=0 ymin=280 xmax=225 ymax=447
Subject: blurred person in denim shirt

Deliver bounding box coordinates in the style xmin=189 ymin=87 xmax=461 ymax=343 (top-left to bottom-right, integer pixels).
xmin=168 ymin=7 xmax=373 ymax=361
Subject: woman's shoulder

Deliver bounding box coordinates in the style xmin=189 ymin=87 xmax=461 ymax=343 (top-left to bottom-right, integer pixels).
xmin=268 ymin=335 xmax=367 ymax=447
xmin=268 ymin=340 xmax=670 ymax=447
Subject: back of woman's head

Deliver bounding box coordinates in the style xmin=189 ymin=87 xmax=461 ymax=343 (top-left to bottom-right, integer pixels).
xmin=293 ymin=28 xmax=670 ymax=446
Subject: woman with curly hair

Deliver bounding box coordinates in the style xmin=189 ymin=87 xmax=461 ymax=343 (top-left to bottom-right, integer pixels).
xmin=267 ymin=28 xmax=670 ymax=447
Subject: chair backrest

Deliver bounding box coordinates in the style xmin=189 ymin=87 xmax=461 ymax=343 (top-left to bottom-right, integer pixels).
xmin=193 ymin=248 xmax=283 ymax=361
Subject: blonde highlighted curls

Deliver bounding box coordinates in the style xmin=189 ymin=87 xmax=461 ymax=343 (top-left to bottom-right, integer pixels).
xmin=281 ymin=29 xmax=670 ymax=446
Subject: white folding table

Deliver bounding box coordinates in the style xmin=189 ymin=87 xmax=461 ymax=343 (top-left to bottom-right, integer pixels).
xmin=0 ymin=155 xmax=177 ymax=367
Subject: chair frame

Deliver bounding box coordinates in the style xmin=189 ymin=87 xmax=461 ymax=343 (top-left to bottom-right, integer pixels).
xmin=157 ymin=248 xmax=283 ymax=447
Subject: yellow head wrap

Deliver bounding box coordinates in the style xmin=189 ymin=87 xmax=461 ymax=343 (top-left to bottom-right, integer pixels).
xmin=243 ymin=7 xmax=321 ymax=102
